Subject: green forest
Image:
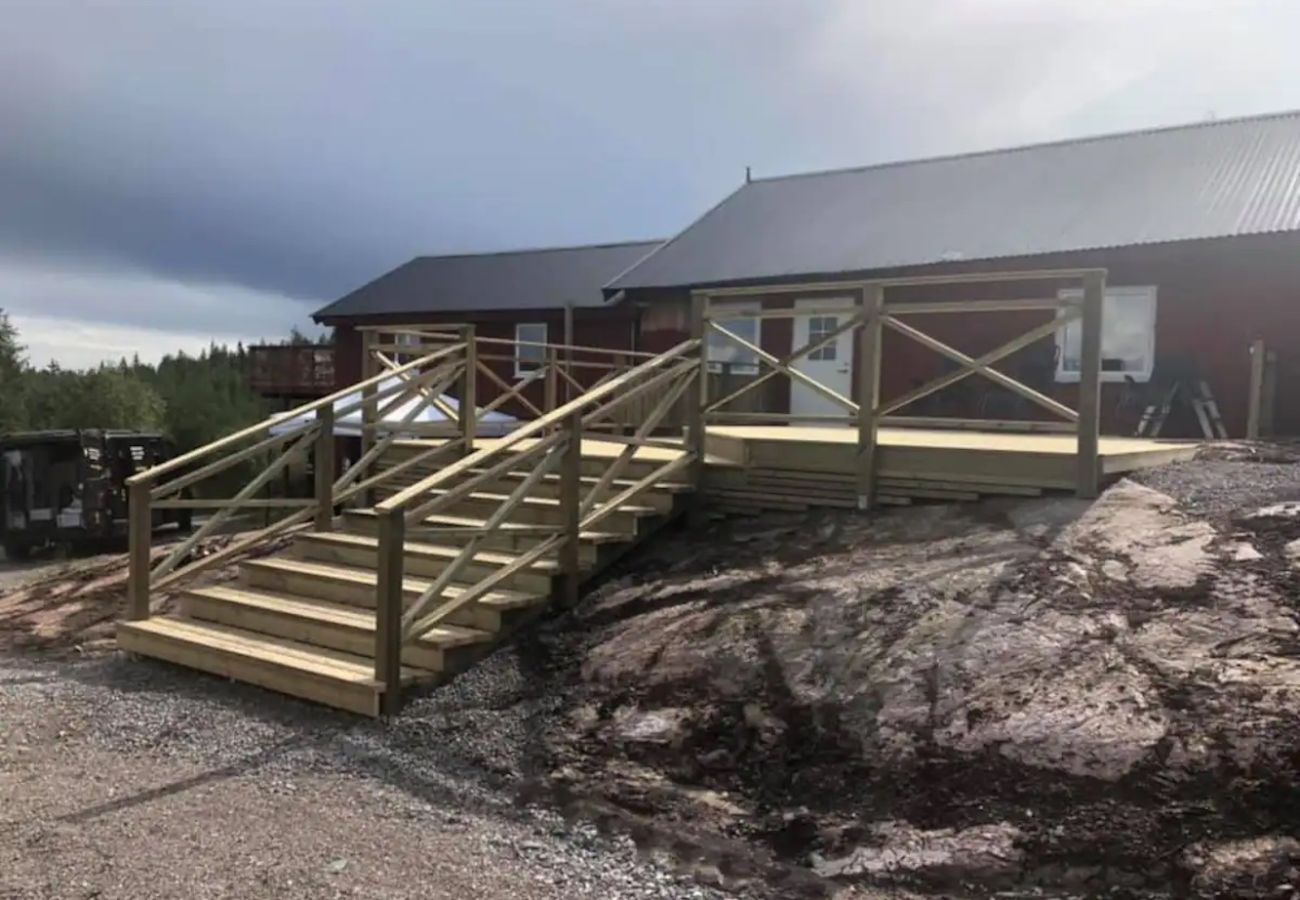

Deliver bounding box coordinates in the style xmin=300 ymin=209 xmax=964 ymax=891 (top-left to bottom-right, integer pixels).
xmin=0 ymin=308 xmax=290 ymax=454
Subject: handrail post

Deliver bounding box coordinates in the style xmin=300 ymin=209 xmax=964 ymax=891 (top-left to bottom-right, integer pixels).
xmin=684 ymin=292 xmax=708 ymax=525
xmin=375 ymin=508 xmax=406 ymax=716
xmin=856 ymin=284 xmax=884 ymax=510
xmin=459 ymin=325 xmax=476 ymax=453
xmin=544 ymin=346 xmax=559 ymax=421
xmin=314 ymin=405 xmax=335 ymax=531
xmin=360 ymin=329 xmax=379 ymax=506
xmin=559 ymin=413 xmax=582 ymax=607
xmin=126 ymin=480 xmax=152 ymax=620
xmin=1076 ymin=271 xmax=1105 ymax=498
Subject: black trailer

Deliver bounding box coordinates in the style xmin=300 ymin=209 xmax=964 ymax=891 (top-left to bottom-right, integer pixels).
xmin=0 ymin=430 xmax=189 ymax=559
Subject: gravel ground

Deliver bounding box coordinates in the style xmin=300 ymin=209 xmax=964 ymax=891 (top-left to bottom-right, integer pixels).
xmin=0 ymin=648 xmax=743 ymax=900
xmin=1133 ymin=441 xmax=1300 ymax=520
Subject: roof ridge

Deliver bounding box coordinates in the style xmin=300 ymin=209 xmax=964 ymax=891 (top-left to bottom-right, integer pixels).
xmin=751 ymin=107 xmax=1300 ymax=185
xmin=415 ymin=238 xmax=663 ymax=262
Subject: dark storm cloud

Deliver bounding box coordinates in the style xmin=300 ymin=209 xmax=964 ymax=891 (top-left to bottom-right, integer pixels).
xmin=0 ymin=0 xmax=1296 ymax=365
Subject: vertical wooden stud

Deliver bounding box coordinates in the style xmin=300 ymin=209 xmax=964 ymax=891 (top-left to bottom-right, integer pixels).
xmin=126 ymin=480 xmax=152 ymax=620
xmin=544 ymin=347 xmax=559 ymax=418
xmin=374 ymin=508 xmax=405 ymax=716
xmin=359 ymin=330 xmax=378 ymax=506
xmin=563 ymin=303 xmax=575 ymax=405
xmin=314 ymin=404 xmax=335 ymax=532
xmin=459 ymin=324 xmax=477 ymax=453
xmin=685 ymin=292 xmax=708 ymax=526
xmin=1247 ymin=338 xmax=1266 ymax=440
xmin=1076 ymin=271 xmax=1105 ymax=498
xmin=856 ymin=284 xmax=884 ymax=510
xmin=558 ymin=414 xmax=583 ymax=607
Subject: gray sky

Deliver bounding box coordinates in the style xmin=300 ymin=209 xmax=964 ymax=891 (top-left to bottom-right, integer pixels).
xmin=3 ymin=0 xmax=1298 ymax=367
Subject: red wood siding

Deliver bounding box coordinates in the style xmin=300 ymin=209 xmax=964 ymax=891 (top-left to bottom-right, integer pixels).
xmin=633 ymin=232 xmax=1300 ymax=437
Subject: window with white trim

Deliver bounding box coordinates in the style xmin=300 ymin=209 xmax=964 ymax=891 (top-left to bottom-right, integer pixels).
xmin=1055 ymin=285 xmax=1157 ymax=383
xmin=707 ymin=302 xmax=761 ymax=375
xmin=514 ymin=322 xmax=547 ymax=377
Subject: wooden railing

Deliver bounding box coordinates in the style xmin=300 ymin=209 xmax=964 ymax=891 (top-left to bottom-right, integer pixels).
xmin=693 ymin=267 xmax=1108 ymax=505
xmin=368 ymin=338 xmax=703 ymax=714
xmin=124 ymin=338 xmax=474 ymax=619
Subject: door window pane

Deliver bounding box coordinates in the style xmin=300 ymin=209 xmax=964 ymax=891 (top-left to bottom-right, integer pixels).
xmin=806 ymin=315 xmax=839 ymax=361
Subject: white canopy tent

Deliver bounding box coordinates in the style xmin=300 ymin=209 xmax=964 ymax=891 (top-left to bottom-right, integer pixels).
xmin=269 ymin=378 xmax=518 ymax=438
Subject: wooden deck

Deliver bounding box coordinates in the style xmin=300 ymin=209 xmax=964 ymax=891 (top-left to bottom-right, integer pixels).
xmin=701 ymin=425 xmax=1198 ymax=510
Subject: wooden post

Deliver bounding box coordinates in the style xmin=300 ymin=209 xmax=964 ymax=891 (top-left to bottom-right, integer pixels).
xmin=684 ymin=292 xmax=708 ymax=525
xmin=374 ymin=508 xmax=405 ymax=716
xmin=360 ymin=330 xmax=379 ymax=506
xmin=856 ymin=284 xmax=884 ymax=510
xmin=126 ymin=480 xmax=152 ymax=620
xmin=563 ymin=303 xmax=575 ymax=405
xmin=1262 ymin=349 xmax=1278 ymax=438
xmin=314 ymin=404 xmax=335 ymax=531
xmin=544 ymin=346 xmax=559 ymax=418
xmin=558 ymin=413 xmax=582 ymax=607
xmin=459 ymin=325 xmax=476 ymax=453
xmin=1247 ymin=338 xmax=1266 ymax=439
xmin=1076 ymin=272 xmax=1105 ymax=498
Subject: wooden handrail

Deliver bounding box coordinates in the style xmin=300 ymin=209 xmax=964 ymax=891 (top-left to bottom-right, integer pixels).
xmin=375 ymin=339 xmax=700 ymax=513
xmin=127 ymin=341 xmax=467 ymax=486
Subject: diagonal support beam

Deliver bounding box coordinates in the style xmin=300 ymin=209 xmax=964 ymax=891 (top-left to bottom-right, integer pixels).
xmin=707 ymin=320 xmax=858 ymax=414
xmin=879 ymin=310 xmax=1081 ymax=420
xmin=706 ymin=312 xmax=863 ymax=413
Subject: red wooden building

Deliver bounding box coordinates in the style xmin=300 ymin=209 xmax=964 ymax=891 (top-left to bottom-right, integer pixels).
xmin=315 ymin=111 xmax=1300 ymax=438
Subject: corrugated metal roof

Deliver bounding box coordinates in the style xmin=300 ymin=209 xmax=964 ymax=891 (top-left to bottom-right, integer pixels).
xmin=314 ymin=239 xmax=662 ymax=321
xmin=609 ymin=110 xmax=1300 ymax=291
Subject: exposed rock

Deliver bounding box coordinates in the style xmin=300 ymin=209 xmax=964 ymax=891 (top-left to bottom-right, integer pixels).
xmin=812 ymin=821 xmax=1022 ymax=882
xmin=1182 ymin=836 xmax=1300 ymax=898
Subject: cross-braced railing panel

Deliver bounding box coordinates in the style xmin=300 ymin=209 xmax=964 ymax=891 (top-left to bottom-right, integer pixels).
xmin=368 ymin=339 xmax=703 ymax=714
xmin=126 ymin=340 xmax=472 ymax=616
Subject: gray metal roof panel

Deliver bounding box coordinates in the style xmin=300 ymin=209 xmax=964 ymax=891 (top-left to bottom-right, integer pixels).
xmin=609 ymin=111 xmax=1300 ymax=290
xmin=315 ymin=239 xmax=663 ymax=320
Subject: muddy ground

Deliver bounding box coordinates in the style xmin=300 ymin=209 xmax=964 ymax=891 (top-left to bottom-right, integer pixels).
xmin=5 ymin=443 xmax=1300 ymax=898
xmin=514 ymin=442 xmax=1300 ymax=897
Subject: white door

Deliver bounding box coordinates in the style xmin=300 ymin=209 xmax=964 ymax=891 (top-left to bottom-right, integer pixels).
xmin=791 ymin=297 xmax=854 ymax=419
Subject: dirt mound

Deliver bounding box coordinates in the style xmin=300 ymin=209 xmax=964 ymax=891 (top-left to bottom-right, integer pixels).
xmin=535 ymin=466 xmax=1300 ymax=896
xmin=0 ymin=534 xmax=292 ymax=655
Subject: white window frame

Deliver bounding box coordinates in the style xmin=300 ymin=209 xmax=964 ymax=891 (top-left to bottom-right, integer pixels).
xmin=706 ymin=301 xmax=762 ymax=375
xmin=514 ymin=322 xmax=548 ymax=378
xmin=1055 ymin=285 xmax=1158 ymax=383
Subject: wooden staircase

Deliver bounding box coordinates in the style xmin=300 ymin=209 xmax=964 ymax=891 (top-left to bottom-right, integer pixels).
xmin=118 ymin=444 xmax=692 ymax=716
xmin=117 ymin=332 xmax=704 ymax=717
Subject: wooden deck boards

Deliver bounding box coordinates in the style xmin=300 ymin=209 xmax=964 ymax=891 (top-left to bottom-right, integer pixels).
xmin=701 ymin=425 xmax=1199 ymax=509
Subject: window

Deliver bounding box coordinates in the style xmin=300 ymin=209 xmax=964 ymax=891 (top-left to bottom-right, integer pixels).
xmin=806 ymin=315 xmax=839 ymax=361
xmin=707 ymin=302 xmax=761 ymax=375
xmin=1055 ymin=285 xmax=1157 ymax=383
xmin=515 ymin=322 xmax=547 ymax=377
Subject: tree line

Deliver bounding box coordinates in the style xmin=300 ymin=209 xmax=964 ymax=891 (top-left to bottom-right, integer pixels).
xmin=0 ymin=309 xmax=318 ymax=455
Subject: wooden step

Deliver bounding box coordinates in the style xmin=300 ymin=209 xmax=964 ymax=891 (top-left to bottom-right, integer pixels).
xmin=373 ymin=468 xmax=686 ymax=515
xmin=340 ymin=510 xmax=625 ymax=563
xmin=239 ymin=557 xmax=544 ymax=632
xmin=381 ymin=442 xmax=676 ymax=481
xmin=182 ymin=584 xmax=493 ymax=671
xmin=409 ymin=489 xmax=659 ymax=532
xmin=291 ymin=531 xmax=564 ymax=594
xmin=117 ymin=617 xmax=429 ymax=716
